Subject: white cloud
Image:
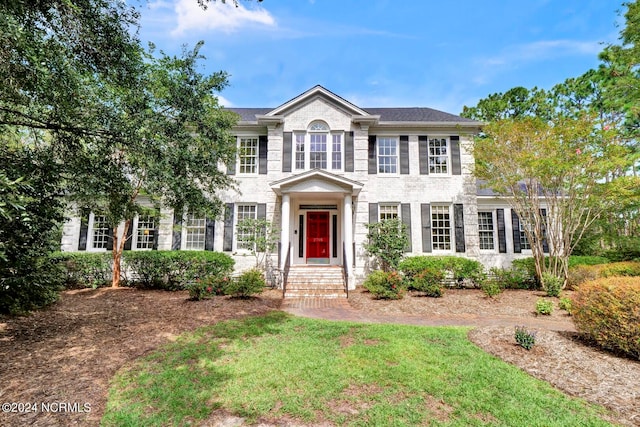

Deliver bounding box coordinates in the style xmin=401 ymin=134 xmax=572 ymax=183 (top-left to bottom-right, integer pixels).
xmin=216 ymin=94 xmax=233 ymax=107
xmin=479 ymin=39 xmax=602 ymax=68
xmin=171 ymin=0 xmax=276 ymax=36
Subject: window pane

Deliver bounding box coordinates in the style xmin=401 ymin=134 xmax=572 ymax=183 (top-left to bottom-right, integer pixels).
xmin=429 ymin=138 xmax=449 ymax=174
xmin=431 ymin=206 xmax=451 ymax=251
xmin=310 ymin=134 xmax=327 ymax=169
xmin=379 ymin=204 xmax=399 ymax=221
xmin=185 ymin=214 xmax=206 ymax=250
xmin=239 ymin=138 xmax=258 ymax=174
xmin=136 ymin=215 xmax=156 ymax=249
xmin=378 ymin=137 xmax=397 ymax=173
xmin=92 ymin=215 xmax=110 ymax=249
xmin=332 ymin=134 xmax=341 ymax=170
xmin=478 ymin=212 xmax=495 ymax=250
xmin=519 ymin=221 xmax=531 ymax=250
xmin=237 ymin=205 xmax=257 ymax=250
xmin=295 ymin=134 xmax=305 ymax=170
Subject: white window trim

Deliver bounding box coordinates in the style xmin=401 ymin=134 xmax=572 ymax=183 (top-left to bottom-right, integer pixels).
xmin=237 ymin=136 xmax=259 ymax=175
xmin=88 ymin=212 xmax=109 ymax=252
xmin=292 ymin=125 xmax=345 ymax=172
xmin=182 ymin=212 xmax=206 ymax=251
xmin=234 ymin=203 xmax=258 ymax=253
xmin=379 ymin=202 xmax=401 ymax=221
xmin=377 ymin=136 xmax=399 ymax=175
xmin=431 ymin=204 xmax=454 ymax=252
xmin=477 ymin=210 xmax=496 ymax=252
xmin=132 ymin=214 xmax=157 ymax=251
xmin=427 ymin=136 xmax=451 ymax=176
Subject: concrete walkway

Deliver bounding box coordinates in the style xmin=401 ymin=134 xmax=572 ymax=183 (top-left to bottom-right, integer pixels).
xmin=281 ymin=298 xmax=576 ymax=332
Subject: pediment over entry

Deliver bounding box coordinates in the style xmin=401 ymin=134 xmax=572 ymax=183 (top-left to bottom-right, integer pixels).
xmin=269 ymin=169 xmax=363 ymax=196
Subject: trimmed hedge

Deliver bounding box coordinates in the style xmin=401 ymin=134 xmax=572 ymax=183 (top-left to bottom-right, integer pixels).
xmin=53 ymin=251 xmax=235 ymax=290
xmin=398 ymin=256 xmax=486 ymax=288
xmin=572 ymin=277 xmax=640 ymax=360
xmin=567 ymin=261 xmax=640 ymax=289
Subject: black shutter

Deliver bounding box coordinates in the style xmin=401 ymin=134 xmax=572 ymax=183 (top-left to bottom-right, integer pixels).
xmin=282 ymin=132 xmax=292 ymax=172
xmin=345 ymin=131 xmax=354 ymax=172
xmin=368 ymin=135 xmax=377 ymax=174
xmin=541 ymin=208 xmax=549 ymax=253
xmin=259 ymin=135 xmax=268 ymax=174
xmin=421 ymin=203 xmax=432 ymax=253
xmin=496 ymin=209 xmax=507 ymax=253
xmin=368 ymin=203 xmax=378 ymax=224
xmin=512 ymin=210 xmax=521 ymax=253
xmin=106 ymin=224 xmax=114 ymax=251
xmin=171 ymin=209 xmax=182 ymax=250
xmin=223 ymin=203 xmax=234 ymax=252
xmin=419 ymin=135 xmax=429 ymax=175
xmin=152 ymin=217 xmax=159 ymax=250
xmin=400 ymin=135 xmax=409 ymax=174
xmin=451 ymin=136 xmax=461 ymax=175
xmin=78 ymin=208 xmax=90 ymax=251
xmin=204 ymin=218 xmax=215 ymax=251
xmin=123 ymin=219 xmax=133 ymax=250
xmin=227 ymin=148 xmax=236 ymax=175
xmin=298 ymin=215 xmax=304 ymax=258
xmin=454 ymin=203 xmax=465 ymax=253
xmin=401 ymin=203 xmax=412 ymax=252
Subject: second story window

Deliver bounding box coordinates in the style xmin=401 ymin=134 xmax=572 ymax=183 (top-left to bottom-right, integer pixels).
xmin=378 ymin=137 xmax=398 ymax=174
xmin=429 ymin=138 xmax=449 ymax=174
xmin=239 ymin=137 xmax=258 ymax=174
xmin=293 ymin=120 xmax=344 ymax=172
xmin=332 ymin=134 xmax=342 ymax=170
xmin=310 ymin=133 xmax=327 ymax=169
xmin=295 ymin=134 xmax=305 ymax=170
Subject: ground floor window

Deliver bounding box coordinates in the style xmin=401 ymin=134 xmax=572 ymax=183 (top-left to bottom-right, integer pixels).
xmin=519 ymin=221 xmax=531 ymax=250
xmin=236 ymin=204 xmax=257 ymax=250
xmin=431 ymin=205 xmax=451 ymax=251
xmin=185 ymin=214 xmax=206 ymax=250
xmin=92 ymin=214 xmax=110 ymax=249
xmin=478 ymin=211 xmax=495 ymax=250
xmin=135 ymin=215 xmax=156 ymax=249
xmin=379 ymin=203 xmax=399 ymax=221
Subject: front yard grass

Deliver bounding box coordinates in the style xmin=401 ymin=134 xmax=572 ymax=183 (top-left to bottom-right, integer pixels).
xmin=103 ymin=311 xmax=612 ymax=426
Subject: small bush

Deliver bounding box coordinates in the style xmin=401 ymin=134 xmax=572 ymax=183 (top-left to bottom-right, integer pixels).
xmin=225 ymin=268 xmax=265 ymax=298
xmin=50 ymin=252 xmax=112 ymax=289
xmin=567 ymin=265 xmax=600 ymax=290
xmin=363 ymin=270 xmax=406 ymax=300
xmin=187 ymin=276 xmax=230 ymax=300
xmin=489 ymin=266 xmax=535 ymax=289
xmin=411 ymin=268 xmax=444 ymax=297
xmin=535 ymin=299 xmax=553 ymax=315
xmin=514 ymin=326 xmax=536 ymax=350
xmin=398 ymin=256 xmax=486 ymax=288
xmin=541 ymin=272 xmax=562 ymax=297
xmin=572 ymin=277 xmax=640 ymax=359
xmin=481 ymin=280 xmax=503 ymax=298
xmin=559 ymin=297 xmax=572 ymax=314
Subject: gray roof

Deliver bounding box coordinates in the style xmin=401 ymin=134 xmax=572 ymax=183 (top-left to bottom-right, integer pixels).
xmin=227 ymin=107 xmax=477 ymax=123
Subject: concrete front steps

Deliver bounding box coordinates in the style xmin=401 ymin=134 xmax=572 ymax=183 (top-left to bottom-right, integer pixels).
xmin=284 ymin=265 xmax=347 ymax=299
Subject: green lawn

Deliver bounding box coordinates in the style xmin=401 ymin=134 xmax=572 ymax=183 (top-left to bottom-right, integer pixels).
xmin=103 ymin=311 xmax=612 ymax=426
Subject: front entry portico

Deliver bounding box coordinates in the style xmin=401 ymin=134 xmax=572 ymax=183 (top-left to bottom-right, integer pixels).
xmin=270 ymin=169 xmax=363 ymax=289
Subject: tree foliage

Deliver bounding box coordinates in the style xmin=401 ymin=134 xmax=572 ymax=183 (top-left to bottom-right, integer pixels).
xmin=364 ymin=218 xmax=409 ymax=272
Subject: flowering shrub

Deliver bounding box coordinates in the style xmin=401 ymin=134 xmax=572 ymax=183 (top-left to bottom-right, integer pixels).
xmin=514 ymin=326 xmax=536 ymax=350
xmin=187 ymin=276 xmax=230 ymax=300
xmin=411 ymin=268 xmax=444 ymax=297
xmin=225 ymin=268 xmax=265 ymax=298
xmin=572 ymin=277 xmax=640 ymax=359
xmin=363 ymin=270 xmax=406 ymax=300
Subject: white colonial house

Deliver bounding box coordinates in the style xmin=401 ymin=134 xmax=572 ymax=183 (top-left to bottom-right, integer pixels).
xmin=61 ymin=85 xmax=542 ymax=293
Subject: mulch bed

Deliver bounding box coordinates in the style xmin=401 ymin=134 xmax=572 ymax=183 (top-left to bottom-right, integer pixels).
xmin=1 ymin=287 xmax=638 ymax=426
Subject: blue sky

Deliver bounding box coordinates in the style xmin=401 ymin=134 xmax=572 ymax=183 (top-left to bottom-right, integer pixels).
xmin=137 ymin=0 xmax=623 ymax=115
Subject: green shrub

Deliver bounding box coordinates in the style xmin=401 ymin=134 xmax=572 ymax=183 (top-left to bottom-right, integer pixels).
xmin=489 ymin=266 xmax=535 ymax=289
xmin=225 ymin=268 xmax=265 ymax=298
xmin=398 ymin=256 xmax=486 ymax=288
xmin=187 ymin=276 xmax=230 ymax=300
xmin=514 ymin=326 xmax=536 ymax=350
xmin=481 ymin=280 xmax=503 ymax=298
xmin=363 ymin=270 xmax=406 ymax=300
xmin=50 ymin=252 xmax=112 ymax=289
xmin=512 ymin=256 xmax=611 ymax=290
xmin=541 ymin=272 xmax=562 ymax=297
xmin=572 ymin=277 xmax=640 ymax=359
xmin=535 ymin=299 xmax=554 ymax=315
xmin=122 ymin=251 xmax=234 ymax=290
xmin=567 ymin=261 xmax=640 ymax=290
xmin=364 ymin=218 xmax=409 ymax=272
xmin=411 ymin=269 xmax=444 ymax=297
xmin=568 ymin=256 xmax=610 ymax=267
xmin=559 ymin=297 xmax=572 ymax=314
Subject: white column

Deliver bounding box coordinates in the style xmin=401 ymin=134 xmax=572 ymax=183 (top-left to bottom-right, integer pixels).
xmin=343 ymin=194 xmax=353 ymax=287
xmin=280 ymin=193 xmax=291 ymax=269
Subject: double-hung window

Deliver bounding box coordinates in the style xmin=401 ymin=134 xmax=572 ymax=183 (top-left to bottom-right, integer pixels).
xmin=378 ymin=137 xmax=398 ymax=174
xmin=238 ymin=137 xmax=258 ymax=174
xmin=135 ymin=215 xmax=156 ymax=250
xmin=429 ymin=137 xmax=449 ymax=174
xmin=519 ymin=220 xmax=531 ymax=250
xmin=295 ymin=134 xmax=305 ymax=170
xmin=185 ymin=213 xmax=206 ymax=250
xmin=379 ymin=203 xmax=399 ymax=221
xmin=294 ymin=121 xmax=343 ymax=171
xmin=309 ymin=133 xmax=327 ymax=169
xmin=236 ymin=204 xmax=257 ymax=250
xmin=332 ymin=134 xmax=342 ymax=170
xmin=431 ymin=205 xmax=452 ymax=251
xmin=92 ymin=214 xmax=110 ymax=249
xmin=478 ymin=211 xmax=495 ymax=250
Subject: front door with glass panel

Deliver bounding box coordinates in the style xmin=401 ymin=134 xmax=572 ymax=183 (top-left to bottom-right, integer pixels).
xmin=306 ymin=211 xmax=330 ymax=264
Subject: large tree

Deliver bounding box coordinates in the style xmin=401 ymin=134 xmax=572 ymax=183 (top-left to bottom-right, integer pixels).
xmin=68 ymin=43 xmax=238 ymax=287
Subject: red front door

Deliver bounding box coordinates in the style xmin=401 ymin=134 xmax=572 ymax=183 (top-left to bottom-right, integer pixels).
xmin=306 ymin=212 xmax=330 ymax=260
